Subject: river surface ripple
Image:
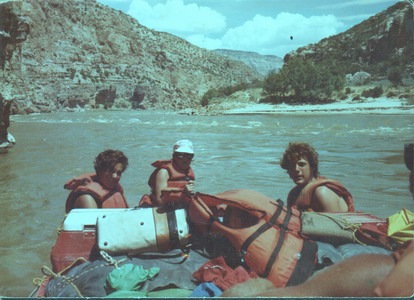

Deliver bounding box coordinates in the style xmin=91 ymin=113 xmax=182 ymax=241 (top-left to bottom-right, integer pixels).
xmin=0 ymin=110 xmax=413 ymax=296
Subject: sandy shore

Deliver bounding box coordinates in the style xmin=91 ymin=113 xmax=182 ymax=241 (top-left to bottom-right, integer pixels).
xmin=223 ymin=97 xmax=414 ymax=115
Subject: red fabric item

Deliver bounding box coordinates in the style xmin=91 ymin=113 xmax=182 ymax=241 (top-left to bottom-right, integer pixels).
xmin=192 ymin=256 xmax=258 ymax=291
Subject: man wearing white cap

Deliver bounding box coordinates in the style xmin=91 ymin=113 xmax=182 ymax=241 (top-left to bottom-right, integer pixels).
xmin=139 ymin=139 xmax=196 ymax=207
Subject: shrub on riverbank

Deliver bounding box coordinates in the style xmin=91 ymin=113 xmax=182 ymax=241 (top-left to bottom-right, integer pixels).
xmin=361 ymin=86 xmax=383 ymax=98
xmin=201 ymin=79 xmax=263 ymax=107
xmin=262 ymin=57 xmax=345 ymax=104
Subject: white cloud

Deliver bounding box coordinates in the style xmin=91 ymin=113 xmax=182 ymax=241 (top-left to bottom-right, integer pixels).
xmin=127 ymin=0 xmax=226 ymax=35
xmin=199 ymin=12 xmax=343 ymax=56
xmin=124 ymin=1 xmax=343 ymax=57
xmin=319 ymin=0 xmax=395 ymax=9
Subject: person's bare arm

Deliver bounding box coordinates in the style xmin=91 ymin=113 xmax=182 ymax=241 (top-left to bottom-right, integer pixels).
xmin=154 ymin=168 xmax=169 ymax=206
xmin=222 ymin=254 xmax=394 ymax=297
xmin=74 ymin=194 xmax=98 ymax=209
xmin=314 ymin=186 xmax=348 ymax=212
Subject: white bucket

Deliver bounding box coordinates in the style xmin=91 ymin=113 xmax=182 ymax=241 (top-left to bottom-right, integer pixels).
xmin=97 ymin=207 xmax=191 ymax=254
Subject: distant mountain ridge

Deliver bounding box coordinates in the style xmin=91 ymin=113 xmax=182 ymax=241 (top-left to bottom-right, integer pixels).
xmin=213 ymin=49 xmax=283 ymax=75
xmin=0 ymin=0 xmax=261 ymax=113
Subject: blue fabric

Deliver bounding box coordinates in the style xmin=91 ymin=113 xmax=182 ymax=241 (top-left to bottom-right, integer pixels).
xmin=316 ymin=241 xmax=344 ymax=264
xmin=190 ymin=282 xmax=222 ymax=297
xmin=337 ymin=243 xmax=391 ymax=258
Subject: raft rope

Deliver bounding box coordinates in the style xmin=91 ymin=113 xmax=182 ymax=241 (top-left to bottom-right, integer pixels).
xmin=316 ymin=212 xmax=366 ymax=245
xmin=55 ymin=216 xmax=67 ymax=236
xmin=29 ymin=276 xmax=49 ymax=297
xmin=34 ymin=253 xmax=129 ymax=297
xmin=47 ymin=256 xmax=128 ymax=296
xmin=33 ymin=257 xmax=88 ymax=297
xmin=100 ymin=250 xmax=128 ymax=268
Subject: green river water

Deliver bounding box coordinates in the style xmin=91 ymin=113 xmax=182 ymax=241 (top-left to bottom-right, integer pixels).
xmin=0 ymin=110 xmax=413 ymax=296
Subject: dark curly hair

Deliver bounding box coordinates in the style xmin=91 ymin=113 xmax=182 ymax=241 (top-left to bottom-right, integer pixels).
xmin=280 ymin=142 xmax=319 ymax=178
xmin=94 ymin=149 xmax=128 ymax=175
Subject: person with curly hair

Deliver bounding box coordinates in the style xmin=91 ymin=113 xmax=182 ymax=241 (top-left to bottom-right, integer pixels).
xmin=64 ymin=149 xmax=129 ymax=212
xmin=280 ymin=142 xmax=354 ymax=212
xmin=221 ymin=144 xmax=414 ymax=298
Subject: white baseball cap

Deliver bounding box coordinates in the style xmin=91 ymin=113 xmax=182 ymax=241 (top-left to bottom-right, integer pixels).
xmin=173 ymin=139 xmax=194 ymax=154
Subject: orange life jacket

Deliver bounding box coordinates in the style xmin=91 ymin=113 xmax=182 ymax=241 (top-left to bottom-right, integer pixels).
xmin=139 ymin=159 xmax=195 ymax=207
xmin=64 ymin=173 xmax=128 ymax=213
xmin=287 ymin=177 xmax=354 ymax=212
xmin=188 ymin=189 xmax=317 ymax=287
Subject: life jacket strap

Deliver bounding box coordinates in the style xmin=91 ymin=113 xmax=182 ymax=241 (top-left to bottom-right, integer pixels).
xmin=169 ymin=176 xmax=194 ymax=181
xmin=207 ymin=215 xmax=221 ymax=232
xmin=262 ymin=205 xmax=293 ymax=277
xmin=239 ymin=200 xmax=284 ymax=260
xmin=167 ymin=210 xmax=180 ymax=249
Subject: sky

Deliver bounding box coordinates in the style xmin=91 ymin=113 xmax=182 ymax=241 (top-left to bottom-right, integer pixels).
xmin=95 ymin=0 xmax=401 ymax=57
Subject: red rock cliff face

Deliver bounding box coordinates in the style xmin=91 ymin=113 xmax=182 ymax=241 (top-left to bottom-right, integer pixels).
xmin=0 ymin=0 xmax=262 ymax=114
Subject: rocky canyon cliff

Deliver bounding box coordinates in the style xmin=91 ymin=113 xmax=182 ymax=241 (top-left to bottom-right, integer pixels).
xmin=0 ymin=0 xmax=262 ymax=113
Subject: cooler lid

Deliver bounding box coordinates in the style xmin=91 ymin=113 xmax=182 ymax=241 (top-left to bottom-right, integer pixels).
xmin=63 ymin=208 xmax=130 ymax=231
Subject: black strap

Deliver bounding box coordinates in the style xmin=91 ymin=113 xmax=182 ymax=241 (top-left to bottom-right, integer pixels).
xmin=169 ymin=176 xmax=194 ymax=181
xmin=207 ymin=216 xmax=215 ymax=232
xmin=167 ymin=210 xmax=180 ymax=249
xmin=262 ymin=205 xmax=293 ymax=277
xmin=239 ymin=200 xmax=284 ymax=259
xmin=286 ymin=239 xmax=317 ymax=286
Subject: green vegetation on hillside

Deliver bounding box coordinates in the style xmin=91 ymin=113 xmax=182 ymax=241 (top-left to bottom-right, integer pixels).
xmin=262 ymin=57 xmax=345 ymax=104
xmin=201 ymin=79 xmax=263 ymax=107
xmin=199 ymin=2 xmax=413 ymax=108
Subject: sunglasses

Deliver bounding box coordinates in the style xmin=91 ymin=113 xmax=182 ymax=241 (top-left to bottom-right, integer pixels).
xmin=174 ymin=153 xmax=194 ymax=159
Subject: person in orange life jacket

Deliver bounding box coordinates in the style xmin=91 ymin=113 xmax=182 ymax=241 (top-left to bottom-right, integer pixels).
xmin=64 ymin=149 xmax=129 ymax=213
xmin=221 ymin=143 xmax=414 ymax=298
xmin=280 ymin=142 xmax=354 ymax=212
xmin=139 ymin=139 xmax=195 ymax=207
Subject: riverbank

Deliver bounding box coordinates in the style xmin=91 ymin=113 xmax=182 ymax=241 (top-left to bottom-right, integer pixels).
xmin=223 ymin=97 xmax=414 ymax=115
xmin=185 ymin=86 xmax=414 ymax=115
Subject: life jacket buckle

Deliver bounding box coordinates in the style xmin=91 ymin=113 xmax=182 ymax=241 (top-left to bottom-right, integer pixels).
xmin=277 ymin=223 xmax=290 ymax=231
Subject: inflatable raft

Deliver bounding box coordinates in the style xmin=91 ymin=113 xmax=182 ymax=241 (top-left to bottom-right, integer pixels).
xmin=30 ymin=190 xmax=395 ymax=297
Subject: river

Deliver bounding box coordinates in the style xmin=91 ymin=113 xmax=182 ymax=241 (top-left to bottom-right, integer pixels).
xmin=0 ymin=110 xmax=413 ymax=297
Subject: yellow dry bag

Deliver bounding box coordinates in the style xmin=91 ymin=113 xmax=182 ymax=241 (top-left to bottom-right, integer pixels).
xmin=387 ymin=208 xmax=414 ymax=246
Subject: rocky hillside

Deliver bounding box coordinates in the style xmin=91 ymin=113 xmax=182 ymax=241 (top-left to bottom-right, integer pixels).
xmin=0 ymin=0 xmax=262 ymax=114
xmin=285 ymin=2 xmax=413 ymax=79
xmin=213 ymin=49 xmax=283 ymax=75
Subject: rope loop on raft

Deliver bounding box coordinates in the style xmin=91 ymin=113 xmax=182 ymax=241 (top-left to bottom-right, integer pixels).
xmin=316 ymin=212 xmax=367 ymax=245
xmin=34 ymin=257 xmax=88 ymax=297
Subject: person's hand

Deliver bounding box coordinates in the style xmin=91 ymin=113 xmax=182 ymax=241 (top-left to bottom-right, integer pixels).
xmin=185 ymin=180 xmax=195 ymax=193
